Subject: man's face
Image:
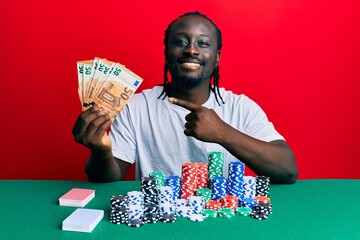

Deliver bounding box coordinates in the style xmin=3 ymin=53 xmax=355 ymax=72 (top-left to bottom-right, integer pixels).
xmin=166 ymin=15 xmax=220 ymax=91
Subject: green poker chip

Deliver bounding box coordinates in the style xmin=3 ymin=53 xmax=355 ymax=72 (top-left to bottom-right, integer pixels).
xmin=236 ymin=207 xmax=252 ymax=216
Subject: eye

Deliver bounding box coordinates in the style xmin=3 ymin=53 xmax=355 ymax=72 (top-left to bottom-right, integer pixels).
xmin=173 ymin=38 xmax=188 ymax=46
xmin=198 ymin=41 xmax=210 ymax=48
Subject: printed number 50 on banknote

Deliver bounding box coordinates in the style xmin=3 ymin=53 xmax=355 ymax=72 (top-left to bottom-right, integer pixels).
xmin=94 ymin=63 xmax=142 ymax=118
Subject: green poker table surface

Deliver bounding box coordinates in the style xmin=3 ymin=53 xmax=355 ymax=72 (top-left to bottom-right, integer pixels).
xmin=0 ymin=179 xmax=359 ymax=240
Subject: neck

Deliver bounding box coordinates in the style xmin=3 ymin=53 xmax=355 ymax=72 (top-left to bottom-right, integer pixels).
xmin=169 ymin=81 xmax=211 ymax=105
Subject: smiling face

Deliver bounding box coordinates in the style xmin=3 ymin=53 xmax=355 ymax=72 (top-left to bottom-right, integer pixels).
xmin=165 ymin=15 xmax=220 ymax=92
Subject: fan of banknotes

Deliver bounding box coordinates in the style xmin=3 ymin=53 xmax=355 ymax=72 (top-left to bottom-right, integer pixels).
xmin=77 ymin=57 xmax=143 ymax=118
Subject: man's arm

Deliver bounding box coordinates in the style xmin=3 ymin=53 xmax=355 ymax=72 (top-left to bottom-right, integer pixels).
xmin=168 ymin=97 xmax=298 ymax=184
xmin=72 ymin=105 xmax=131 ymax=182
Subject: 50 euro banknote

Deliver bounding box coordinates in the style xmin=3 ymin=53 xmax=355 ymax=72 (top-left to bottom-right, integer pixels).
xmin=77 ymin=57 xmax=143 ymax=118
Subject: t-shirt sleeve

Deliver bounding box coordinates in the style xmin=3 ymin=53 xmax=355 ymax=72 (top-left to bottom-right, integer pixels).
xmin=241 ymin=96 xmax=285 ymax=142
xmin=109 ymin=105 xmax=137 ymax=164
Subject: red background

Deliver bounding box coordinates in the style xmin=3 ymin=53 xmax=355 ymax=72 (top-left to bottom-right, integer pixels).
xmin=1 ymin=0 xmax=359 ymax=180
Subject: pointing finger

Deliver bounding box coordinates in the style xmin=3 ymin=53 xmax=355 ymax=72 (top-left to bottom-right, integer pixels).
xmin=168 ymin=97 xmax=200 ymax=111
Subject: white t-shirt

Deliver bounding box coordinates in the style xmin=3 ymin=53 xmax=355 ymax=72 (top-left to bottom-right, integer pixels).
xmin=110 ymin=86 xmax=284 ymax=180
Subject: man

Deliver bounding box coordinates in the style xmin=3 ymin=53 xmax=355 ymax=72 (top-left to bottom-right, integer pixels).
xmin=72 ymin=12 xmax=298 ymax=184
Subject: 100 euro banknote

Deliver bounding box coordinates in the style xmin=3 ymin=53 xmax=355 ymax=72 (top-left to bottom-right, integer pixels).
xmin=77 ymin=58 xmax=143 ymax=118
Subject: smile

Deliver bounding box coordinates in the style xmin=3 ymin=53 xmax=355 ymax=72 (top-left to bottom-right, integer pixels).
xmin=180 ymin=62 xmax=201 ymax=70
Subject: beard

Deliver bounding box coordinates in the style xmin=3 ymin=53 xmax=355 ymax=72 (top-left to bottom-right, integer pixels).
xmin=167 ymin=58 xmax=214 ymax=92
xmin=170 ymin=69 xmax=208 ymax=91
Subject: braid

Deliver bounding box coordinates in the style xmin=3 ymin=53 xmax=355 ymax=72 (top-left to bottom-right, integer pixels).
xmin=158 ymin=63 xmax=169 ymax=100
xmin=158 ymin=11 xmax=225 ymax=106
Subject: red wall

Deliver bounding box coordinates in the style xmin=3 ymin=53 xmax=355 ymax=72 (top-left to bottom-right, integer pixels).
xmin=1 ymin=0 xmax=359 ymax=180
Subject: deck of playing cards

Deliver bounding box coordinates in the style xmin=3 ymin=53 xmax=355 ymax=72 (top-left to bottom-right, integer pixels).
xmin=59 ymin=188 xmax=95 ymax=207
xmin=62 ymin=208 xmax=104 ymax=233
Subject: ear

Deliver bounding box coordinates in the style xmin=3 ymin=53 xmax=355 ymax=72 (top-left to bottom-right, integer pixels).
xmin=216 ymin=50 xmax=221 ymax=66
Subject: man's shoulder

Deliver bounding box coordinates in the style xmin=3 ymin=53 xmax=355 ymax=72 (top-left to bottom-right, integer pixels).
xmin=218 ymin=88 xmax=250 ymax=103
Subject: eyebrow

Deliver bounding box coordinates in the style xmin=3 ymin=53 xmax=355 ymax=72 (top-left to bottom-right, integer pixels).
xmin=172 ymin=32 xmax=211 ymax=38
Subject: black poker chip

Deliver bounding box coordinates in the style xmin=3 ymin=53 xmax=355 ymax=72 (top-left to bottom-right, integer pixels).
xmin=250 ymin=211 xmax=269 ymax=220
xmin=127 ymin=218 xmax=144 ymax=227
xmin=143 ymin=212 xmax=159 ymax=223
xmin=160 ymin=213 xmax=177 ymax=223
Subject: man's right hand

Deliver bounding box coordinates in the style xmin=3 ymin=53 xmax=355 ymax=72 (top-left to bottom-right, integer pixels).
xmin=72 ymin=104 xmax=113 ymax=152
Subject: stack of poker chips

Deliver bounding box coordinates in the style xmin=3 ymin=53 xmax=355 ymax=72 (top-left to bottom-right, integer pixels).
xmin=149 ymin=171 xmax=166 ymax=187
xmin=109 ymin=152 xmax=275 ymax=225
xmin=195 ymin=162 xmax=208 ymax=188
xmin=255 ymin=176 xmax=270 ymax=197
xmin=220 ymin=195 xmax=238 ymax=211
xmin=109 ymin=195 xmax=129 ymax=224
xmin=208 ymin=152 xmax=224 ymax=186
xmin=181 ymin=163 xmax=198 ymax=199
xmin=165 ymin=175 xmax=181 ymax=200
xmin=127 ymin=191 xmax=145 ymax=227
xmin=143 ymin=203 xmax=160 ymax=223
xmin=141 ymin=177 xmax=158 ymax=204
xmin=243 ymin=176 xmax=256 ymax=199
xmin=250 ymin=196 xmax=272 ymax=220
xmin=227 ymin=161 xmax=245 ymax=202
xmin=158 ymin=186 xmax=177 ymax=223
xmin=211 ymin=176 xmax=227 ymax=200
xmin=195 ymin=187 xmax=211 ymax=202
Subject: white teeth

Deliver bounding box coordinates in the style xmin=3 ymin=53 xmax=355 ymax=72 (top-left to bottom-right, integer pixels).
xmin=182 ymin=62 xmax=200 ymax=66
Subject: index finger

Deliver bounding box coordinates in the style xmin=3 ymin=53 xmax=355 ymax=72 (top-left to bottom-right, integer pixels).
xmin=168 ymin=97 xmax=200 ymax=111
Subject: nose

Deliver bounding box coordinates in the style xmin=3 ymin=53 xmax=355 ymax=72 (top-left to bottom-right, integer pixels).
xmin=184 ymin=42 xmax=199 ymax=55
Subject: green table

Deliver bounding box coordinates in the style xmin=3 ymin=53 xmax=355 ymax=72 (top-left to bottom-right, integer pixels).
xmin=0 ymin=180 xmax=359 ymax=240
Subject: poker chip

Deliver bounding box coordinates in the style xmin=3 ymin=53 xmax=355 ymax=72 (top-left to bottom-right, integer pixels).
xmin=189 ymin=213 xmax=206 ymax=222
xmin=250 ymin=211 xmax=269 ymax=220
xmin=218 ymin=208 xmax=235 ymax=218
xmin=127 ymin=218 xmax=145 ymax=227
xmin=143 ymin=212 xmax=159 ymax=224
xmin=235 ymin=207 xmax=252 ymax=216
xmin=160 ymin=213 xmax=177 ymax=223
xmin=201 ymin=209 xmax=217 ymax=218
xmin=195 ymin=188 xmax=212 ymax=202
xmin=254 ymin=196 xmax=271 ymax=204
xmin=205 ymin=200 xmax=221 ymax=211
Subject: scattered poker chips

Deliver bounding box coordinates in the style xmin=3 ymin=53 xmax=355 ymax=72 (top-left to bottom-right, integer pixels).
xmin=218 ymin=208 xmax=236 ymax=218
xmin=235 ymin=207 xmax=252 ymax=216
xmin=189 ymin=213 xmax=206 ymax=222
xmin=201 ymin=209 xmax=217 ymax=218
xmin=127 ymin=218 xmax=145 ymax=227
xmin=250 ymin=211 xmax=269 ymax=220
xmin=108 ymin=152 xmax=275 ymax=227
xmin=160 ymin=213 xmax=177 ymax=223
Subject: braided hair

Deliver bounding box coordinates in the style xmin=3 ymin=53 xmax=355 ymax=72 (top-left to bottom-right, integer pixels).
xmin=158 ymin=11 xmax=225 ymax=106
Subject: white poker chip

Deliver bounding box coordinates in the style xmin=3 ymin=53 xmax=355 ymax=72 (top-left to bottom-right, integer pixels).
xmin=188 ymin=213 xmax=205 ymax=222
